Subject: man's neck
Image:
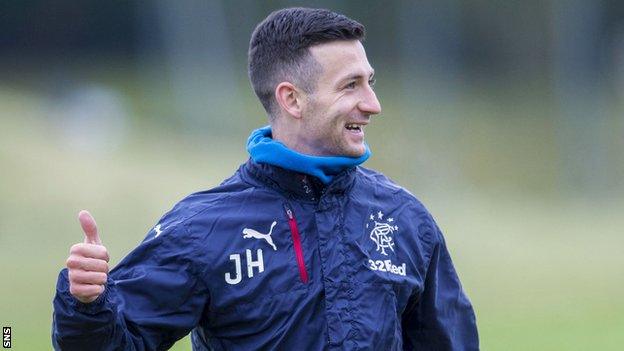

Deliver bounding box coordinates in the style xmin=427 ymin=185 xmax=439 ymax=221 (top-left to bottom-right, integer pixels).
xmin=270 ymin=123 xmax=319 ymax=156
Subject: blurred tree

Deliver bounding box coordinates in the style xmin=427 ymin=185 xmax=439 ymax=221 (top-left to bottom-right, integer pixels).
xmin=552 ymin=0 xmax=613 ymax=196
xmin=154 ymin=0 xmax=242 ymax=130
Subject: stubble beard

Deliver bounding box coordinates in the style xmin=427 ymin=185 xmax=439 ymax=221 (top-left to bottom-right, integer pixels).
xmin=303 ymin=97 xmax=364 ymax=158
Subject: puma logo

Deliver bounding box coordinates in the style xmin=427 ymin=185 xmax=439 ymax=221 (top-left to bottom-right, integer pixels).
xmin=242 ymin=221 xmax=277 ymax=251
xmin=154 ymin=224 xmax=163 ymax=237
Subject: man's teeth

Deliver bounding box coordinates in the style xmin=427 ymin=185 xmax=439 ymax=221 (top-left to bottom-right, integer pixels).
xmin=346 ymin=124 xmax=362 ymax=131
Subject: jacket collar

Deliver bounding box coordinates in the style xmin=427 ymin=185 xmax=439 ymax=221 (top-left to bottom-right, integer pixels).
xmin=246 ymin=125 xmax=370 ymax=185
xmin=241 ymin=158 xmax=357 ymax=202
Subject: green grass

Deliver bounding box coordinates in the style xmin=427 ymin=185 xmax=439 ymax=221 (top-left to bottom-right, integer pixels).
xmin=1 ymin=88 xmax=622 ymax=350
xmin=433 ymin=196 xmax=624 ymax=350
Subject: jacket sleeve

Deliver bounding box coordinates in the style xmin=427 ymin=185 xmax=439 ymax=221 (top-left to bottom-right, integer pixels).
xmin=401 ymin=226 xmax=479 ymax=350
xmin=52 ymin=218 xmax=210 ymax=351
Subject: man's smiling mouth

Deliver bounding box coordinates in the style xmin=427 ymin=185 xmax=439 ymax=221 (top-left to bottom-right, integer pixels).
xmin=345 ymin=123 xmax=367 ymax=133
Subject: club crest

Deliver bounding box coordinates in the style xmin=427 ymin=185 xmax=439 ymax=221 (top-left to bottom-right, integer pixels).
xmin=366 ymin=210 xmax=398 ymax=256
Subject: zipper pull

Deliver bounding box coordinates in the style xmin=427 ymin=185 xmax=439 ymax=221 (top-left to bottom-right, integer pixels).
xmin=283 ymin=203 xmax=294 ymax=220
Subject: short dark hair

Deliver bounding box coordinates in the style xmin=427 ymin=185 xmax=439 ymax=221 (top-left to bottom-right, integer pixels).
xmin=248 ymin=8 xmax=365 ymax=119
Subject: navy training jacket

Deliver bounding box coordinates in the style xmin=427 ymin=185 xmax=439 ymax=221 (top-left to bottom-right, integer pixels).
xmin=52 ymin=159 xmax=479 ymax=350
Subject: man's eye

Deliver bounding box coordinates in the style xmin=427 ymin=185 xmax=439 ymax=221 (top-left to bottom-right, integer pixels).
xmin=345 ymin=81 xmax=357 ymax=89
xmin=369 ymin=78 xmax=376 ymax=87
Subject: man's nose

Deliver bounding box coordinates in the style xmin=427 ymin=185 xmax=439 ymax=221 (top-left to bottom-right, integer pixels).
xmin=358 ymin=86 xmax=382 ymax=115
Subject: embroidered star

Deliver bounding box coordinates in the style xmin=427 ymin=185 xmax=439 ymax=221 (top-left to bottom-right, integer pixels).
xmin=370 ymin=214 xmax=375 ymax=221
xmin=377 ymin=211 xmax=383 ymax=219
xmin=388 ymin=218 xmax=394 ymax=222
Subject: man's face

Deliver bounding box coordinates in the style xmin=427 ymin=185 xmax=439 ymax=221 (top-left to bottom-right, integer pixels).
xmin=298 ymin=40 xmax=381 ymax=157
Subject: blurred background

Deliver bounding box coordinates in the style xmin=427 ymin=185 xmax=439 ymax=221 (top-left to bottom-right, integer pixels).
xmin=1 ymin=0 xmax=623 ymax=349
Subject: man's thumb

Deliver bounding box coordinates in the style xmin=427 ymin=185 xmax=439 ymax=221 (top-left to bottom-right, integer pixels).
xmin=78 ymin=210 xmax=101 ymax=245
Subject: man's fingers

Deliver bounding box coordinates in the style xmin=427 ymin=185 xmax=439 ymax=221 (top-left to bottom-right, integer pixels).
xmin=69 ymin=243 xmax=109 ymax=262
xmin=66 ymin=255 xmax=109 ymax=273
xmin=69 ymin=211 xmax=107 ymax=304
xmin=68 ymin=270 xmax=108 ymax=285
xmin=69 ymin=283 xmax=105 ymax=303
xmin=78 ymin=210 xmax=101 ymax=245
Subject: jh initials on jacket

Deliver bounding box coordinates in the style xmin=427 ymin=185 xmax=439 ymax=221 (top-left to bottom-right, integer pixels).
xmin=224 ymin=249 xmax=264 ymax=285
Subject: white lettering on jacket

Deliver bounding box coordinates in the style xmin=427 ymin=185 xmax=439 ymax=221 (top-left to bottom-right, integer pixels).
xmin=368 ymin=259 xmax=407 ymax=276
xmin=225 ymin=249 xmax=265 ymax=285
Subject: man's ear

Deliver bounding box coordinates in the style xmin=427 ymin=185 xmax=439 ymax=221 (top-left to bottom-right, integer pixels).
xmin=275 ymin=82 xmax=303 ymax=119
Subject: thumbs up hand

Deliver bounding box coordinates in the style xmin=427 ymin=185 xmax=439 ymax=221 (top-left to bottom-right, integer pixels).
xmin=66 ymin=210 xmax=110 ymax=303
xmin=79 ymin=210 xmax=102 ymax=245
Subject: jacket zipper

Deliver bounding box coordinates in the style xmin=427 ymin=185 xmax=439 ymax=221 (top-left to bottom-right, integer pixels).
xmin=283 ymin=203 xmax=309 ymax=283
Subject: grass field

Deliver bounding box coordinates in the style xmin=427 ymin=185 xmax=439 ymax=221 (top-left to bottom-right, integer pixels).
xmin=1 ymin=89 xmax=623 ymax=350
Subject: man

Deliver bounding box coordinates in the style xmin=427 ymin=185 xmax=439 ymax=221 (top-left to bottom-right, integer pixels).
xmin=53 ymin=7 xmax=478 ymax=350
